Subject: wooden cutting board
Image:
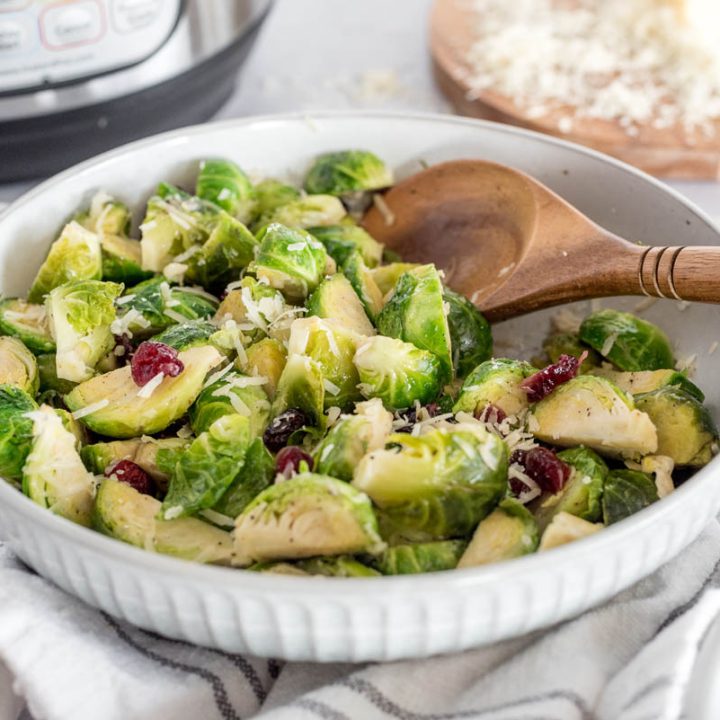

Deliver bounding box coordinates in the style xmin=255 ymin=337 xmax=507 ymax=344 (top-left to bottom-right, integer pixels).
xmin=430 ymin=0 xmax=720 ymax=180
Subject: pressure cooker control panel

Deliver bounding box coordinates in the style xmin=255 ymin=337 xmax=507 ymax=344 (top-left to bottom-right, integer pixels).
xmin=0 ymin=0 xmax=181 ymax=93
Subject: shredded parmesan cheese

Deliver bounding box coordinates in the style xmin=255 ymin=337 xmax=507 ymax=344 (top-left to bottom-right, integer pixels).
xmin=71 ymin=399 xmax=109 ymax=419
xmin=600 ymin=332 xmax=619 ymax=357
xmin=372 ymin=194 xmax=396 ymax=226
xmin=323 ymin=378 xmax=341 ymax=396
xmin=136 ymin=372 xmax=165 ymax=399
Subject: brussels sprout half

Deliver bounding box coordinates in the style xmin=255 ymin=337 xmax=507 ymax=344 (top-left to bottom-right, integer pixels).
xmin=196 ymin=158 xmax=256 ymax=223
xmin=304 ymin=150 xmax=392 ymax=196
xmin=249 ymin=223 xmax=329 ymax=302
xmin=354 ymin=335 xmax=443 ymax=410
xmin=287 ymin=316 xmax=362 ymax=410
xmin=22 ymin=406 xmax=95 ymax=526
xmin=189 ymin=370 xmax=271 ymax=437
xmin=240 ymin=338 xmax=287 ymax=401
xmin=353 ymin=425 xmax=508 ymax=542
xmin=100 ymin=234 xmax=153 ymax=286
xmin=252 ymin=179 xmax=301 ymax=220
xmin=579 ymin=309 xmax=674 ymax=371
xmin=313 ymin=398 xmax=394 ymax=481
xmin=635 ymin=387 xmax=718 ymax=466
xmin=342 ymin=251 xmax=385 ymax=323
xmin=0 ymin=336 xmax=39 ymax=395
xmin=64 ymin=345 xmax=224 ymax=438
xmin=307 ymin=273 xmax=375 ymax=337
xmin=28 ymin=222 xmax=102 ymax=303
xmin=529 ymin=375 xmax=658 ymax=460
xmin=249 ymin=557 xmax=380 ymax=577
xmin=602 ymin=470 xmax=659 ymax=525
xmin=0 ymin=298 xmax=56 ymax=354
xmin=531 ymin=447 xmax=607 ymax=531
xmin=0 ymin=384 xmax=38 ymax=481
xmin=271 ymin=353 xmax=325 ymax=427
xmin=309 ymin=224 xmax=383 ymax=268
xmin=36 ymin=354 xmax=77 ymax=396
xmin=377 ymin=264 xmax=453 ymax=384
xmin=233 ymin=473 xmax=384 ymax=565
xmin=453 ymin=358 xmax=535 ymax=417
xmin=150 ymin=320 xmax=217 ymax=351
xmin=538 ymin=512 xmax=603 ymax=551
xmin=262 ymin=195 xmax=346 ymax=230
xmin=162 ymin=414 xmax=253 ymax=518
xmin=376 ymin=540 xmax=467 ymax=575
xmin=94 ymin=478 xmax=235 ymax=565
xmin=457 ymin=499 xmax=538 ymax=568
xmin=590 ymin=367 xmax=704 ymax=402
xmin=371 ymin=262 xmax=421 ymax=296
xmin=46 ymin=279 xmax=123 ymax=383
xmin=443 ymin=288 xmax=492 ymax=379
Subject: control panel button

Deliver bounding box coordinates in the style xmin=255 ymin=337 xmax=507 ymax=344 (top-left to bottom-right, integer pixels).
xmin=0 ymin=0 xmax=31 ymax=12
xmin=0 ymin=20 xmax=25 ymax=52
xmin=41 ymin=0 xmax=105 ymax=49
xmin=111 ymin=0 xmax=163 ymax=33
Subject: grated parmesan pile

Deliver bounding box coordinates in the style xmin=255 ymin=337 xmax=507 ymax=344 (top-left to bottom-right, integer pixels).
xmin=458 ymin=0 xmax=720 ymax=136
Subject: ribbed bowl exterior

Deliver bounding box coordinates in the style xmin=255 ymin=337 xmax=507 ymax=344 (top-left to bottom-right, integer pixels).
xmin=1 ymin=113 xmax=719 ymax=661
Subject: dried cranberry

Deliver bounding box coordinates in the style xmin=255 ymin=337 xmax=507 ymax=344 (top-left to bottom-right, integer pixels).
xmin=105 ymin=459 xmax=155 ymax=496
xmin=511 ymin=447 xmax=571 ymax=494
xmin=263 ymin=408 xmax=309 ymax=452
xmin=520 ymin=352 xmax=587 ymax=403
xmin=276 ymin=446 xmax=314 ymax=478
xmin=131 ymin=341 xmax=184 ymax=387
xmin=476 ymin=403 xmax=507 ymax=425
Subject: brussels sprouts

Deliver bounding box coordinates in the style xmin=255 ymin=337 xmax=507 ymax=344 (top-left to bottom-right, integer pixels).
xmin=602 ymin=469 xmax=659 ymax=525
xmin=189 ymin=370 xmax=271 ymax=437
xmin=233 ymin=472 xmax=384 ymax=564
xmin=342 ymin=251 xmax=384 ymax=323
xmin=100 ymin=234 xmax=153 ymax=285
xmin=46 ymin=279 xmax=123 ymax=382
xmin=22 ymin=406 xmax=95 ymax=526
xmin=542 ymin=333 xmax=599 ymax=372
xmin=241 ymin=338 xmax=287 ymax=400
xmin=64 ymin=345 xmax=223 ymax=437
xmin=354 ymin=335 xmax=443 ymax=410
xmin=249 ymin=557 xmax=380 ymax=577
xmin=579 ymin=309 xmax=674 ymax=371
xmin=161 ymin=414 xmax=252 ymax=518
xmin=271 ymin=353 xmax=325 ymax=426
xmin=353 ymin=425 xmax=508 ymax=542
xmin=81 ymin=437 xmax=189 ymax=484
xmin=94 ymin=478 xmax=235 ymax=565
xmin=376 ymin=540 xmax=467 ymax=575
xmin=75 ymin=192 xmax=131 ymax=236
xmin=590 ymin=367 xmax=704 ymax=402
xmin=313 ymin=398 xmax=393 ymax=481
xmin=0 ymin=384 xmax=37 ymax=481
xmin=215 ymin=277 xmax=289 ymax=341
xmin=247 ymin=562 xmax=309 ymax=576
xmin=307 ymin=273 xmax=375 ymax=337
xmin=529 ymin=375 xmax=658 ymax=459
xmin=453 ymin=358 xmax=535 ymax=417
xmin=538 ymin=511 xmax=603 ymax=551
xmin=371 ymin=262 xmax=421 ymax=296
xmin=308 ymin=224 xmax=383 ymax=268
xmin=55 ymin=407 xmax=88 ymax=449
xmin=287 ymin=317 xmax=362 ymax=410
xmin=635 ymin=387 xmax=717 ymax=466
xmin=377 ymin=264 xmax=453 ymax=383
xmin=139 ymin=185 xmax=222 ymax=272
xmin=249 ymin=223 xmax=330 ymax=303
xmin=36 ymin=354 xmax=77 ymax=395
xmin=212 ymin=438 xmax=274 ymax=518
xmin=196 ymin=158 xmax=256 ymax=222
xmin=0 ymin=337 xmax=39 ymax=394
xmin=0 ymin=298 xmax=56 ymax=355
xmin=253 ymin=179 xmax=301 ymax=219
xmin=262 ymin=195 xmax=346 ymax=230
xmin=117 ymin=278 xmax=218 ymax=337
xmin=531 ymin=447 xmax=607 ymax=530
xmin=150 ymin=320 xmax=217 ymax=351
xmin=184 ymin=214 xmax=258 ymax=290
xmin=28 ymin=222 xmax=102 ymax=302
xmin=304 ymin=150 xmax=392 ymax=196
xmin=457 ymin=499 xmax=539 ymax=568
xmin=443 ymin=288 xmax=492 ymax=379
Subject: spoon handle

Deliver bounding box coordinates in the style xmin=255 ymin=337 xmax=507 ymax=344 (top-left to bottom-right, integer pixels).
xmin=638 ymin=246 xmax=720 ymax=302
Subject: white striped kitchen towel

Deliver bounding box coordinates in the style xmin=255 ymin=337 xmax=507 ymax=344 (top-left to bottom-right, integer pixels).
xmin=1 ymin=520 xmax=720 ymax=720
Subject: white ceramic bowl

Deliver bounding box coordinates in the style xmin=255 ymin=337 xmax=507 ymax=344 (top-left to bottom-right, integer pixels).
xmin=1 ymin=112 xmax=719 ymax=662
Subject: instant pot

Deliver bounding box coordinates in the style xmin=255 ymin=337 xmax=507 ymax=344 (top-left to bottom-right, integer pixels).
xmin=0 ymin=0 xmax=273 ymax=181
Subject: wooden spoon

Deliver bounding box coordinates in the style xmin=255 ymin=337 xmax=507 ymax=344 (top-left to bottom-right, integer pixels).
xmin=362 ymin=160 xmax=719 ymax=322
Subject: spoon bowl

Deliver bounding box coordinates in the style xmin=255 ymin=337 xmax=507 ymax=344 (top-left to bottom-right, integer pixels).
xmin=363 ymin=160 xmax=720 ymax=321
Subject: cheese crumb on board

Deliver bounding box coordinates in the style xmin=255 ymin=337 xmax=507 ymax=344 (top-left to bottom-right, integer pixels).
xmin=459 ymin=0 xmax=720 ymax=135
